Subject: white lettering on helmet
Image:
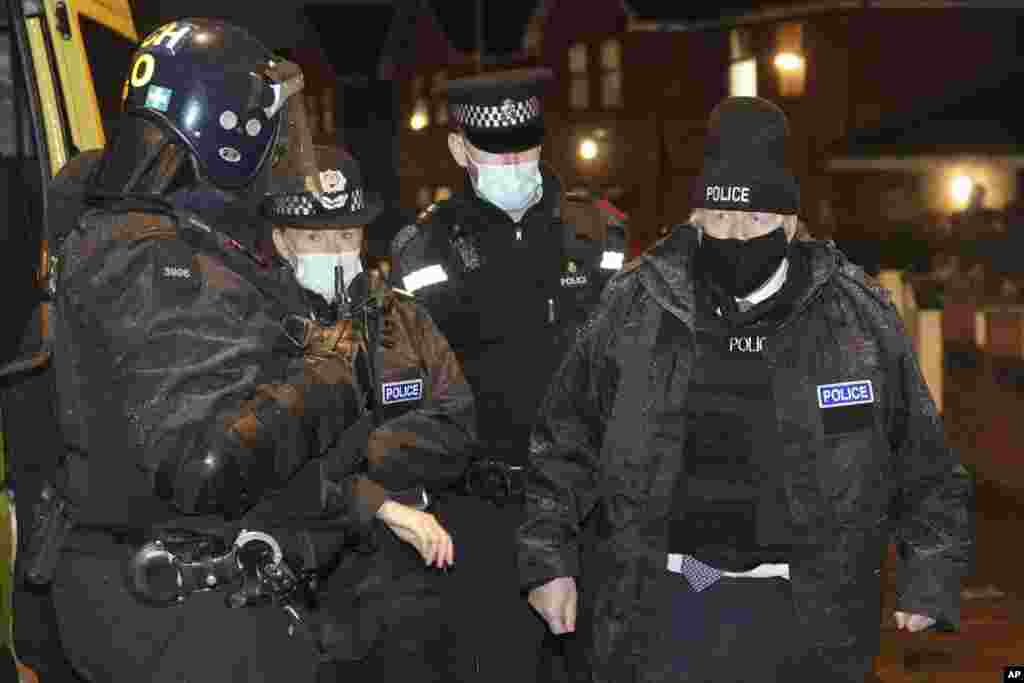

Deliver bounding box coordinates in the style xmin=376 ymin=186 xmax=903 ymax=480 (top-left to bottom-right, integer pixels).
xmin=141 ymin=23 xmax=193 ymax=52
xmin=403 ymin=264 xmax=448 ymax=293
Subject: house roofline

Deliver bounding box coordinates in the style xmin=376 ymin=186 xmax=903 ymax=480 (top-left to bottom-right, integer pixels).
xmin=626 ymin=1 xmax=973 ymax=33
xmin=827 ymin=153 xmax=1024 ymax=172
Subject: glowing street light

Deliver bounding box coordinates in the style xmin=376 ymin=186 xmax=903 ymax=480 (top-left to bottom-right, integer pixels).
xmin=409 ymin=99 xmax=429 ymax=131
xmin=951 ymin=174 xmax=974 ymax=209
xmin=578 ymin=138 xmax=599 ymax=161
xmin=409 ymin=110 xmax=428 ymax=131
xmin=773 ymin=52 xmax=804 ymax=71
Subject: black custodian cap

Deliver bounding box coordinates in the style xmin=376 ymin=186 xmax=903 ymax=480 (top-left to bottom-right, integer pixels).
xmin=445 ymin=67 xmax=552 ymax=153
xmin=263 ymin=144 xmax=383 ymax=228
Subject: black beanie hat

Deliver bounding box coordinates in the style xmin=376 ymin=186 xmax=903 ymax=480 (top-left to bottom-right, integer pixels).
xmin=695 ymin=96 xmax=800 ymax=214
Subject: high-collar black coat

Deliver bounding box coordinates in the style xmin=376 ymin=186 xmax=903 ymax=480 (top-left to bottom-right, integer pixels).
xmin=518 ymin=225 xmax=972 ymax=682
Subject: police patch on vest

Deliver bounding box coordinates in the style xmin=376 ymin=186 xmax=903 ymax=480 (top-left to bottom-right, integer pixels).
xmin=817 ymin=380 xmax=874 ymax=408
xmin=382 ymin=378 xmax=424 ymax=405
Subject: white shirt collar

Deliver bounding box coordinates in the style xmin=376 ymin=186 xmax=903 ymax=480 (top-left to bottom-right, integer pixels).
xmin=737 ymin=257 xmax=789 ymax=307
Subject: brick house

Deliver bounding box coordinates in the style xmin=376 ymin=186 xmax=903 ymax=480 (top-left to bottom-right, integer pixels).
xmin=393 ymin=1 xmax=1020 ymax=256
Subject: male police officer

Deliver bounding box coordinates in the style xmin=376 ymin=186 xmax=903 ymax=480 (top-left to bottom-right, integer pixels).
xmin=39 ymin=20 xmax=394 ymax=682
xmin=390 ymin=68 xmax=625 ymax=682
xmin=263 ymin=143 xmax=477 ymax=681
xmin=519 ymin=96 xmax=972 ymax=682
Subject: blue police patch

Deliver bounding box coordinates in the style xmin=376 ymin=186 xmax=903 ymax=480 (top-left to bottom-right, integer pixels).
xmin=817 ymin=380 xmax=874 ymax=409
xmin=382 ymin=379 xmax=424 ymax=405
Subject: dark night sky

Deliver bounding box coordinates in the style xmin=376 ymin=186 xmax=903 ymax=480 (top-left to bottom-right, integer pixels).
xmin=305 ymin=4 xmax=396 ymax=75
xmin=429 ymin=0 xmax=540 ymax=54
xmin=624 ymin=2 xmax=768 ymax=22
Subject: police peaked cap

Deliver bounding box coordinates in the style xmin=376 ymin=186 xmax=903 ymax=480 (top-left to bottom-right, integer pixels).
xmin=263 ymin=144 xmax=383 ymax=228
xmin=445 ymin=67 xmax=553 ymax=153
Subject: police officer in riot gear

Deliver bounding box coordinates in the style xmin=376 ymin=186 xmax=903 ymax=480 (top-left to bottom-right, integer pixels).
xmin=38 ymin=19 xmax=388 ymax=682
xmin=389 ymin=68 xmax=626 ymax=683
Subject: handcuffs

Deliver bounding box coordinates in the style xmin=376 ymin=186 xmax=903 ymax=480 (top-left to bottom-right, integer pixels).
xmin=128 ymin=527 xmax=313 ymax=630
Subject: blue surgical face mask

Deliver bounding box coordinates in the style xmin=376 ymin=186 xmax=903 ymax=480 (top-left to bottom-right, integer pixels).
xmin=467 ymin=154 xmax=543 ymax=214
xmin=294 ymin=252 xmax=362 ymax=302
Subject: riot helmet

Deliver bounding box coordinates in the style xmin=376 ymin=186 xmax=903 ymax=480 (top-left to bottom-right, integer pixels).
xmin=117 ymin=19 xmax=308 ymax=191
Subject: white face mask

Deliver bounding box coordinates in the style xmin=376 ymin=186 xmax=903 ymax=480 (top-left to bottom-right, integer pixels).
xmin=294 ymin=251 xmax=362 ymax=303
xmin=467 ymin=156 xmax=543 ymax=214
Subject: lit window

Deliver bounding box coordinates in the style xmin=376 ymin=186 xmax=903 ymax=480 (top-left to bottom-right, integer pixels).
xmin=774 ymin=22 xmax=806 ymax=97
xmin=569 ymin=43 xmax=587 ymax=74
xmin=601 ymin=39 xmax=621 ymax=70
xmin=568 ymin=42 xmax=589 ymax=110
xmin=729 ymin=58 xmax=757 ymax=97
xmin=570 ymin=78 xmax=589 ymax=110
xmin=601 ymin=71 xmax=621 ymax=109
xmin=600 ymin=39 xmax=623 ymax=109
xmin=434 ymin=186 xmax=452 ymax=202
xmin=729 ymin=28 xmax=750 ymax=62
xmin=416 ymin=187 xmax=432 ymax=208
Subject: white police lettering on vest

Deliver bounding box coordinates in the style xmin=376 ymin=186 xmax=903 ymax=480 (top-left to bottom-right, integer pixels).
xmin=817 ymin=380 xmax=875 ymax=408
xmin=729 ymin=335 xmax=765 ymax=353
xmin=706 ymin=185 xmax=751 ymax=203
xmin=382 ymin=379 xmax=424 ymax=405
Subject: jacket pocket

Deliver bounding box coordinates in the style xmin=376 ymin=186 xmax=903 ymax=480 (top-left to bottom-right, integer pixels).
xmin=818 ymin=425 xmax=891 ymax=527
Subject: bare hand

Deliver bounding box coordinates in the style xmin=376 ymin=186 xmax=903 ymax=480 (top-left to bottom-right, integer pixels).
xmin=893 ymin=611 xmax=936 ymax=632
xmin=528 ymin=576 xmax=577 ymax=635
xmin=375 ymin=500 xmax=454 ymax=568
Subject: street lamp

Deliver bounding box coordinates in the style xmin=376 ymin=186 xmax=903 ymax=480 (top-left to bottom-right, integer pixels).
xmin=578 ymin=138 xmax=599 ymax=161
xmin=409 ymin=99 xmax=429 ymax=131
xmin=951 ymin=174 xmax=974 ymax=209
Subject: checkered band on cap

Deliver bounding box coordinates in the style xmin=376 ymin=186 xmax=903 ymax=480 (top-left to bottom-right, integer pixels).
xmin=451 ymin=96 xmax=541 ymax=130
xmin=267 ymin=187 xmax=366 ymax=219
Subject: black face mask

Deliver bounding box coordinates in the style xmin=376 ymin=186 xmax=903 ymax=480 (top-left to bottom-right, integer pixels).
xmin=699 ymin=226 xmax=789 ymax=299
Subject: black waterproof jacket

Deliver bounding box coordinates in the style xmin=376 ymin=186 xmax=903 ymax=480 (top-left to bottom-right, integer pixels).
xmin=50 ymin=152 xmax=385 ymax=552
xmin=518 ymin=225 xmax=972 ymax=682
xmin=390 ymin=169 xmax=627 ymax=464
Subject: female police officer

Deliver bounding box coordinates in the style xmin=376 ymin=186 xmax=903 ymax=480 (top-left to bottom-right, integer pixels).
xmin=263 ymin=143 xmax=477 ymax=682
